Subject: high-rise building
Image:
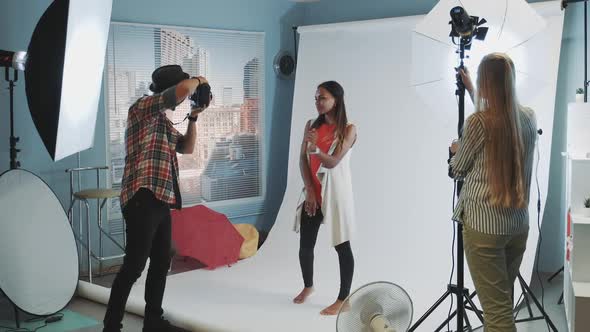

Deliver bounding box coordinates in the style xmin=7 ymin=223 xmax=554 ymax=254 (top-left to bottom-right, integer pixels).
xmin=241 ymin=57 xmax=261 ymax=134
xmin=223 ymin=87 xmax=233 ymax=106
xmin=154 ymin=28 xmax=194 ymax=68
xmin=153 ymin=28 xmax=192 ymax=124
xmin=240 ymin=99 xmax=259 ymax=134
xmin=193 ymin=105 xmax=242 ymax=169
xmin=107 ymin=66 xmax=137 ymax=142
xmin=135 ymin=81 xmax=150 ymax=98
xmin=200 ymin=132 xmax=261 ymax=201
xmin=243 ymin=57 xmax=260 ymax=99
xmin=106 ymin=66 xmax=138 ymax=184
xmin=182 ymin=47 xmax=210 ymax=78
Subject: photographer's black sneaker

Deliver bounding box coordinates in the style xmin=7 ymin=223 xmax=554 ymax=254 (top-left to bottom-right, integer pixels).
xmin=102 ymin=323 xmax=122 ymax=332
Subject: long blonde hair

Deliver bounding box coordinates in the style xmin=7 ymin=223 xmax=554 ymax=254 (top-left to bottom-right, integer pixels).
xmin=475 ymin=53 xmax=526 ymax=209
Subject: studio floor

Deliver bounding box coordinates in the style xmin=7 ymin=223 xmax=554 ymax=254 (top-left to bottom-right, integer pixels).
xmin=1 ymin=262 xmax=569 ymax=332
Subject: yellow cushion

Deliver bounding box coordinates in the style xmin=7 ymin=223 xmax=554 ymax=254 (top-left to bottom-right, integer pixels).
xmin=233 ymin=224 xmax=259 ymax=259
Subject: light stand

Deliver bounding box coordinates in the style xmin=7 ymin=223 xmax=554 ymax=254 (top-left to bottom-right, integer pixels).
xmin=2 ymin=61 xmax=22 ymax=331
xmin=5 ymin=67 xmax=21 ymax=170
xmin=409 ymin=7 xmax=487 ymax=332
xmin=513 ymin=273 xmax=559 ymax=331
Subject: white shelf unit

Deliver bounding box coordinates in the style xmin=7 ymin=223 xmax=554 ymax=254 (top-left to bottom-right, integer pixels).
xmin=563 ymin=102 xmax=590 ymax=332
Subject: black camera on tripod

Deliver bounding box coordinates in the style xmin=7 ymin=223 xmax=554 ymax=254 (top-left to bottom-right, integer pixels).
xmin=189 ymin=81 xmax=213 ymax=109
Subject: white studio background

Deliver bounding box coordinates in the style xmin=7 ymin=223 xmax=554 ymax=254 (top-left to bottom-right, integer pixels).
xmin=286 ymin=0 xmax=563 ymax=328
xmin=76 ymin=2 xmax=564 ymax=331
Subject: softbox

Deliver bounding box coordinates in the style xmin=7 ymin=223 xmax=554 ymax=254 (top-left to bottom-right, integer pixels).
xmin=5 ymin=0 xmax=112 ymax=161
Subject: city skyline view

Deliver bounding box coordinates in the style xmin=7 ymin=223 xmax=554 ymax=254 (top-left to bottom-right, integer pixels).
xmin=105 ymin=23 xmax=264 ymax=218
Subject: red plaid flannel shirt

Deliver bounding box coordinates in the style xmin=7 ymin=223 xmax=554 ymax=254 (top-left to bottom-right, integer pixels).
xmin=119 ymin=87 xmax=182 ymax=210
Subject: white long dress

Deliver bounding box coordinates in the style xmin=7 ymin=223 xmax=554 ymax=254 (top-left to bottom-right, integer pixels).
xmin=293 ymin=127 xmax=356 ymax=247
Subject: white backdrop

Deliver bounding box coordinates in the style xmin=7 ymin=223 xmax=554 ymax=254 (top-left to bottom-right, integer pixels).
xmin=286 ymin=0 xmax=563 ymax=328
xmin=78 ymin=2 xmax=564 ymax=331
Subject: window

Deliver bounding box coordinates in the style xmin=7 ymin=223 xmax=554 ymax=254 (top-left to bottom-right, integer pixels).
xmin=104 ymin=22 xmax=265 ymax=222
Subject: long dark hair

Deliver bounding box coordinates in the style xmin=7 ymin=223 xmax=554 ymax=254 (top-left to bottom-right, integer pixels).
xmin=311 ymin=81 xmax=348 ymax=151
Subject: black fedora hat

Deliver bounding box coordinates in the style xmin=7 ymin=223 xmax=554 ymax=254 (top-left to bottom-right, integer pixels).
xmin=149 ymin=65 xmax=190 ymax=93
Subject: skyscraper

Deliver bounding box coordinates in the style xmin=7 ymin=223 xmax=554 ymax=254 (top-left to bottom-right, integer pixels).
xmin=153 ymin=28 xmax=197 ymax=124
xmin=223 ymin=87 xmax=233 ymax=106
xmin=106 ymin=66 xmax=136 ymax=142
xmin=193 ymin=106 xmax=242 ymax=169
xmin=243 ymin=57 xmax=260 ymax=99
xmin=106 ymin=66 xmax=138 ymax=185
xmin=182 ymin=47 xmax=210 ymax=78
xmin=154 ymin=28 xmax=194 ymax=68
xmin=241 ymin=57 xmax=261 ymax=134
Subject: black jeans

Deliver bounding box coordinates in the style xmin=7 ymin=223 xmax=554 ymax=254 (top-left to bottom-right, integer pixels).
xmin=299 ymin=208 xmax=354 ymax=301
xmin=103 ymin=188 xmax=172 ymax=330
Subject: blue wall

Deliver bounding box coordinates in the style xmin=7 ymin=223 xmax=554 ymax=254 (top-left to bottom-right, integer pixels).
xmin=541 ymin=2 xmax=585 ymax=272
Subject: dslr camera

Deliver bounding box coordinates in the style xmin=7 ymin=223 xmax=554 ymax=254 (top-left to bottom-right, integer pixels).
xmin=189 ymin=81 xmax=213 ymax=109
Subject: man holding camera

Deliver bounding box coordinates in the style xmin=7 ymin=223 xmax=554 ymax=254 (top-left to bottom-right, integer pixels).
xmin=103 ymin=65 xmax=210 ymax=332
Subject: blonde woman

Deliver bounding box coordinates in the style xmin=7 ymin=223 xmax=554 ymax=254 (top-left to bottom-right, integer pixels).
xmin=449 ymin=53 xmax=537 ymax=332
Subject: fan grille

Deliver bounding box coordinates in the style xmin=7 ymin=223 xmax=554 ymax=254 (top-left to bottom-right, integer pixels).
xmin=337 ymin=281 xmax=413 ymax=332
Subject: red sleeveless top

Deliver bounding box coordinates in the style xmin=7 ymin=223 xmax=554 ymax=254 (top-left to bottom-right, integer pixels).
xmin=309 ymin=123 xmax=337 ymax=205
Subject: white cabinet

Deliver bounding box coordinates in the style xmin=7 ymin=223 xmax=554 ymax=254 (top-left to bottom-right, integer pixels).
xmin=563 ymin=102 xmax=590 ymax=332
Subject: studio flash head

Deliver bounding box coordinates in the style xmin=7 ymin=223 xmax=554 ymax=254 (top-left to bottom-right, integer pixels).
xmin=449 ymin=6 xmax=488 ymax=44
xmin=450 ymin=7 xmax=474 ymax=37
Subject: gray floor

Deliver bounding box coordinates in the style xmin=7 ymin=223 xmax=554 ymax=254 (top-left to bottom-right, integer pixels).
xmin=1 ymin=270 xmax=568 ymax=332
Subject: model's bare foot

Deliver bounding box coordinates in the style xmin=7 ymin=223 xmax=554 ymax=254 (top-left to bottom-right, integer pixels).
xmin=320 ymin=299 xmax=347 ymax=315
xmin=293 ymin=287 xmax=314 ymax=304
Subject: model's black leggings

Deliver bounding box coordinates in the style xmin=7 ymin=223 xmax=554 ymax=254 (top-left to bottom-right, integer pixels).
xmin=299 ymin=208 xmax=354 ymax=301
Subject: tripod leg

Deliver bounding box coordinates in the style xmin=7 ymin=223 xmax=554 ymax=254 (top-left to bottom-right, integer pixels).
xmin=518 ymin=274 xmax=559 ymax=332
xmin=434 ymin=310 xmax=457 ymax=332
xmin=464 ymin=291 xmax=484 ymax=323
xmin=409 ymin=290 xmax=452 ymax=332
xmin=434 ymin=306 xmax=474 ymax=332
xmin=547 ymin=266 xmax=563 ymax=283
xmin=513 ymin=292 xmax=525 ymax=313
xmin=523 ymin=291 xmax=535 ymax=317
xmin=462 ymin=306 xmax=473 ymax=332
xmin=558 ymin=292 xmax=563 ymax=305
xmin=13 ymin=304 xmax=19 ymax=328
xmin=518 ymin=275 xmax=535 ymax=318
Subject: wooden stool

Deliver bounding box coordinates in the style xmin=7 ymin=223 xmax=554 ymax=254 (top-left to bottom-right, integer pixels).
xmin=66 ymin=166 xmax=124 ymax=283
